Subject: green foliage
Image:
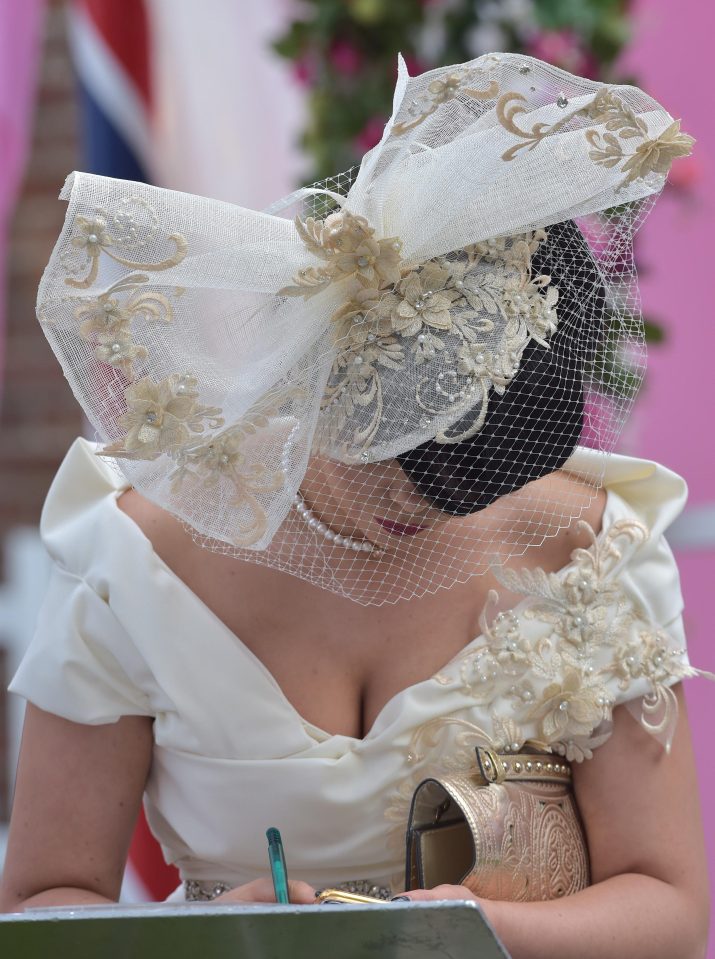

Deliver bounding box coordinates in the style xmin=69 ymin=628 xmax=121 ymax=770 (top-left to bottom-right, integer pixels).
xmin=642 ymin=317 xmax=666 ymax=344
xmin=273 ymin=0 xmax=634 ymax=183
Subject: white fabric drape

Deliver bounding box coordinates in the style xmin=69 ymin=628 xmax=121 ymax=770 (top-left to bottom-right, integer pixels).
xmin=146 ymin=0 xmax=306 ymax=206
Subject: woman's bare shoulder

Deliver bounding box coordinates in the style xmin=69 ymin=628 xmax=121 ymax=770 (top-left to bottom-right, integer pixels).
xmin=505 ymin=471 xmax=607 ymax=576
xmin=553 ymin=469 xmax=608 ymax=528
xmin=556 ymin=471 xmax=608 ymax=550
xmin=116 ymin=487 xmax=190 ymax=557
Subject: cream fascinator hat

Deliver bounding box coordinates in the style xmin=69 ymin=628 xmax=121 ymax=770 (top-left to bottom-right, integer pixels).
xmin=37 ymin=54 xmax=692 ymax=603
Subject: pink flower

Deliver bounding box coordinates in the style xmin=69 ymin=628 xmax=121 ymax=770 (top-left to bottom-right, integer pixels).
xmin=526 ymin=29 xmax=597 ymax=78
xmin=666 ymin=154 xmax=702 ymax=191
xmin=402 ymin=53 xmax=427 ymax=75
xmin=292 ymin=55 xmax=317 ymax=87
xmin=391 ymin=53 xmax=427 ymax=81
xmin=581 ymin=390 xmax=620 ymax=450
xmin=329 ymin=38 xmax=363 ymax=77
xmin=355 ymin=116 xmax=386 ymax=152
xmin=576 ymin=215 xmax=628 ymax=270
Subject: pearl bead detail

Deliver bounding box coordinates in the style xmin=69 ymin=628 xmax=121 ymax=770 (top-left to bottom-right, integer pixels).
xmin=293 ymin=492 xmax=380 ymax=554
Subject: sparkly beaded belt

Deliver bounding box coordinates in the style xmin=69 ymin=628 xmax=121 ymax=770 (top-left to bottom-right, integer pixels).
xmin=184 ymin=879 xmax=233 ymax=901
xmin=183 ymin=877 xmax=393 ymax=902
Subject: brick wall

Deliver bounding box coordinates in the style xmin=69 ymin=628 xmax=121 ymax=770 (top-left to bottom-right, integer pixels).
xmin=0 ymin=0 xmax=82 ymax=556
xmin=0 ymin=0 xmax=83 ymax=554
xmin=0 ymin=0 xmax=82 ymax=819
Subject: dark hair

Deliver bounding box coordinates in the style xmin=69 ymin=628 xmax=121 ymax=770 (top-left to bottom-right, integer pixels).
xmin=396 ymin=219 xmax=606 ymax=515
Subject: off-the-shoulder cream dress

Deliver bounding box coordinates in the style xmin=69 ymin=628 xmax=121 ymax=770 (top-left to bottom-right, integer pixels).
xmin=10 ymin=438 xmax=706 ymax=898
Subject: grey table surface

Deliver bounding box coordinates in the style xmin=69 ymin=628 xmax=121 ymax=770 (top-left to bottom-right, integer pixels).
xmin=0 ymin=900 xmax=511 ymax=958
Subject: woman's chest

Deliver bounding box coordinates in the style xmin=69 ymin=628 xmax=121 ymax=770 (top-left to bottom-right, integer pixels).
xmin=182 ymin=560 xmax=492 ymax=740
xmin=172 ymin=543 xmax=610 ymax=742
xmin=118 ymin=485 xmax=607 ymax=741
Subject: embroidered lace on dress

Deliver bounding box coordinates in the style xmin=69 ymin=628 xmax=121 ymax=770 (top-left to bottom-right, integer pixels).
xmin=383 ymin=515 xmax=711 ymax=876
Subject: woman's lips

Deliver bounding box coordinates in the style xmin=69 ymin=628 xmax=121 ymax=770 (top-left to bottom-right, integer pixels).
xmin=374 ymin=517 xmax=427 ymax=536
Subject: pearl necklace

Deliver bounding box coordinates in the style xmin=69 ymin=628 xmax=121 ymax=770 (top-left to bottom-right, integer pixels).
xmin=292 ymin=493 xmax=380 ymax=554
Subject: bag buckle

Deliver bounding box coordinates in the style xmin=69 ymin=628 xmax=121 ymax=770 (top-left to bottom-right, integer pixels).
xmin=475 ymin=746 xmax=507 ymax=784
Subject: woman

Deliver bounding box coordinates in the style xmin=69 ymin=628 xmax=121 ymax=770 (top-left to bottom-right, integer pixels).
xmin=1 ymin=54 xmax=710 ymax=958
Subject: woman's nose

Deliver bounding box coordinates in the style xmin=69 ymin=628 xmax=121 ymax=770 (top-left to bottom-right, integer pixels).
xmin=386 ymin=479 xmax=432 ymax=512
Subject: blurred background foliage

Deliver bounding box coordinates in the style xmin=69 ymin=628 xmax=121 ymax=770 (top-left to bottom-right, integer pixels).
xmin=274 ymin=0 xmax=635 ymax=181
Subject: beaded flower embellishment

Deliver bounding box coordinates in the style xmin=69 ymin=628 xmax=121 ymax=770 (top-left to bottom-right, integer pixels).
xmin=280 ymin=209 xmax=559 ymax=457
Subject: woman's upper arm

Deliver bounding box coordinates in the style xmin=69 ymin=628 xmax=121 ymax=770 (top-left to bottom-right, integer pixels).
xmin=0 ymin=703 xmax=153 ymax=910
xmin=573 ymin=683 xmax=710 ymax=919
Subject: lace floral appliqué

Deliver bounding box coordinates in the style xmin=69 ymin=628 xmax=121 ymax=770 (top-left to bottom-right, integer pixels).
xmin=59 ymin=194 xmax=296 ymax=547
xmin=454 ymin=518 xmax=700 ymax=760
xmin=391 ymin=68 xmax=500 ymax=135
xmin=281 ymin=209 xmax=559 ymax=455
xmin=496 ymin=87 xmax=694 ymax=190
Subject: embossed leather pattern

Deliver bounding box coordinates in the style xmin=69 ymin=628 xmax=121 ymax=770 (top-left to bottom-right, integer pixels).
xmin=406 ymin=752 xmax=590 ymax=901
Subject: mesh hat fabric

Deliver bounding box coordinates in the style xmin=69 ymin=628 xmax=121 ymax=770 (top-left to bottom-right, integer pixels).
xmin=395 ymin=218 xmax=605 ymax=515
xmin=35 ymin=53 xmax=693 ymax=604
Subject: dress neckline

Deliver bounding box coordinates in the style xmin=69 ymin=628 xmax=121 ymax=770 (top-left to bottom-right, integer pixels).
xmin=109 ymin=484 xmax=617 ymax=746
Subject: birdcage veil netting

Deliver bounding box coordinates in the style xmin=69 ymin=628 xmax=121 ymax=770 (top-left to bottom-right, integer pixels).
xmin=36 ymin=53 xmax=691 ymax=605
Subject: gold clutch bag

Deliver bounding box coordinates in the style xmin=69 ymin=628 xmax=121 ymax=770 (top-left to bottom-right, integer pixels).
xmin=405 ymin=747 xmax=591 ymax=901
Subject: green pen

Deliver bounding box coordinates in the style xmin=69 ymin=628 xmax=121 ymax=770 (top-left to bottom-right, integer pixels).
xmin=266 ymin=827 xmax=290 ymax=904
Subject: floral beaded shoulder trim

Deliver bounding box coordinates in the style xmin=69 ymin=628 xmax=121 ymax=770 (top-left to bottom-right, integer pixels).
xmin=383 ymin=514 xmax=714 ymax=865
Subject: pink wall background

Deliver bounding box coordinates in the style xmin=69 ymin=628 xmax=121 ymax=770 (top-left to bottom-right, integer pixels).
xmin=624 ymin=0 xmax=715 ymax=945
xmin=0 ymin=0 xmax=44 ymax=399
